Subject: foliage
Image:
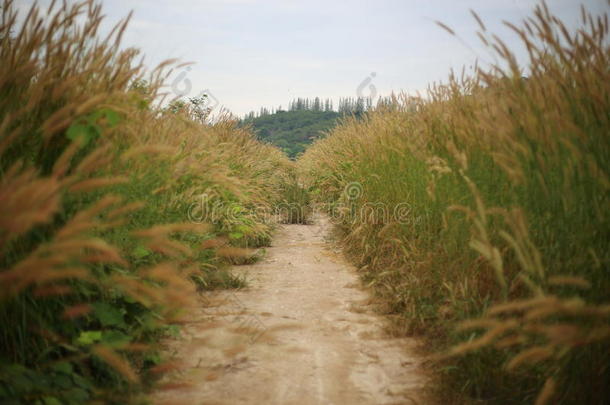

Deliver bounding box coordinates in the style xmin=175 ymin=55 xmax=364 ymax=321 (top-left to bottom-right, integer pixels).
xmin=241 ymin=95 xmax=387 ymax=158
xmin=242 ymin=109 xmax=341 ymax=158
xmin=277 ymin=166 xmax=312 ymax=224
xmin=0 ymin=0 xmax=289 ymax=403
xmin=299 ymin=4 xmax=609 ymax=404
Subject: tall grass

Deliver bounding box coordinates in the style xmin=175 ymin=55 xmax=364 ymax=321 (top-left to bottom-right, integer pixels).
xmin=0 ymin=1 xmax=289 ymax=403
xmin=299 ymin=3 xmax=609 ymax=404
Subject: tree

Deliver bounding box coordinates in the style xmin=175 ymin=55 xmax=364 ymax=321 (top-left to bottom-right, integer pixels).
xmin=188 ymin=95 xmax=211 ymax=123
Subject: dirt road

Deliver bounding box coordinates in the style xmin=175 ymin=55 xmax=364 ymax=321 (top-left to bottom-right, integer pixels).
xmin=153 ymin=216 xmax=430 ymax=405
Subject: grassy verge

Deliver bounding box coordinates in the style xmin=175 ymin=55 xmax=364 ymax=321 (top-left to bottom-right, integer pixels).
xmin=299 ymin=4 xmax=609 ymax=404
xmin=0 ymin=1 xmax=290 ymax=403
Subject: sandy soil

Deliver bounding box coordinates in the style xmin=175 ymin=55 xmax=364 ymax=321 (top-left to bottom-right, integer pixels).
xmin=153 ymin=216 xmax=430 ymax=405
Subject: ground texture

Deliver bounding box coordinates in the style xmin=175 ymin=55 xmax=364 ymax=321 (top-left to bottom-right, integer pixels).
xmin=154 ymin=216 xmax=430 ymax=405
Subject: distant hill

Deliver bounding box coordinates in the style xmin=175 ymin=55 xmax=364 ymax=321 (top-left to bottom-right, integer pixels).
xmin=241 ymin=97 xmax=375 ymax=158
xmin=242 ymin=109 xmax=340 ymax=158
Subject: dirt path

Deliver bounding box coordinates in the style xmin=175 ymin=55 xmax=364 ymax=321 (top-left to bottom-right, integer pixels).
xmin=153 ymin=216 xmax=430 ymax=405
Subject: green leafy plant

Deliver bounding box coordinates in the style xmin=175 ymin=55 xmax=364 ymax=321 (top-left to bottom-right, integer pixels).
xmin=0 ymin=1 xmax=290 ymax=404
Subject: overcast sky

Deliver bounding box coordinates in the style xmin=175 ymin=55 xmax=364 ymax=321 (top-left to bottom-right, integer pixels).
xmin=15 ymin=0 xmax=609 ymax=116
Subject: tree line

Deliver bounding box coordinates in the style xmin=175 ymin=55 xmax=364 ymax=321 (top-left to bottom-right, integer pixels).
xmin=244 ymin=96 xmax=385 ymax=120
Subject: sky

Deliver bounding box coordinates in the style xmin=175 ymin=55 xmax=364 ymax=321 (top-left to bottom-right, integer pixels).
xmin=14 ymin=0 xmax=609 ymax=116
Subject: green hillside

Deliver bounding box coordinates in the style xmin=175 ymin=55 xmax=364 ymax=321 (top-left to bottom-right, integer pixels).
xmin=243 ymin=109 xmax=340 ymax=158
xmin=241 ymin=97 xmax=375 ymax=158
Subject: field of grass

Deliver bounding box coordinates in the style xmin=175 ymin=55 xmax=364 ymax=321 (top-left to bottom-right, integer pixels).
xmin=1 ymin=0 xmax=608 ymax=404
xmin=0 ymin=1 xmax=294 ymax=403
xmin=299 ymin=4 xmax=609 ymax=404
